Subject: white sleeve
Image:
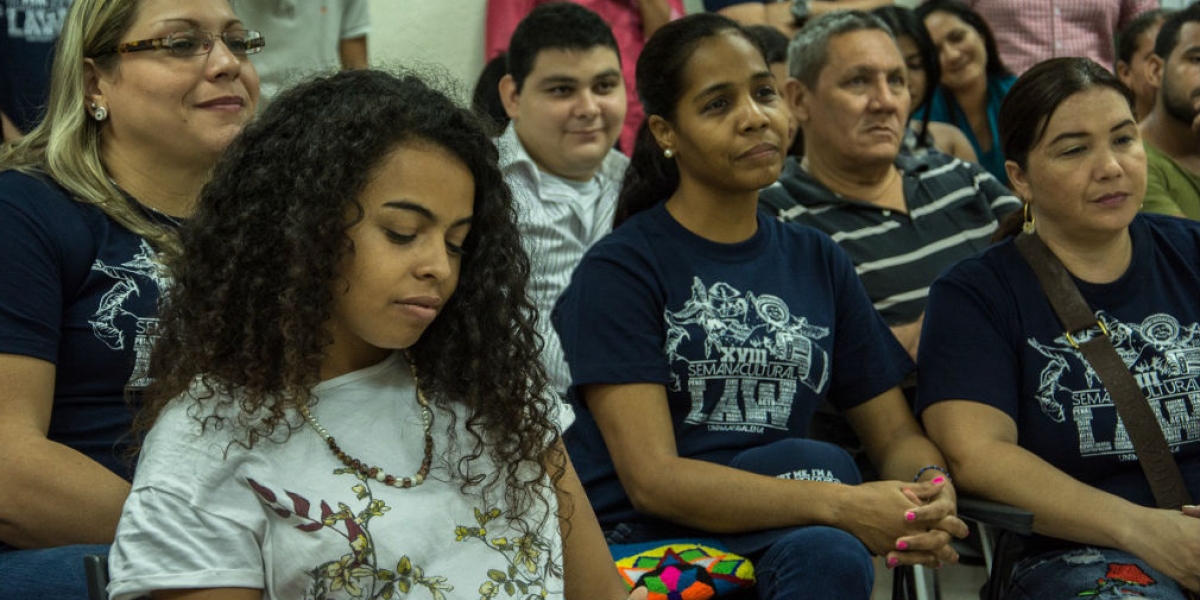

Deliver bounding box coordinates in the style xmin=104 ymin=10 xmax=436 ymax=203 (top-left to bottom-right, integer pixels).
xmin=108 ymin=487 xmax=264 ymax=600
xmin=107 ymin=400 xmax=266 ymax=600
xmin=552 ymin=392 xmax=576 ymax=432
xmin=341 ymin=0 xmax=370 ymax=39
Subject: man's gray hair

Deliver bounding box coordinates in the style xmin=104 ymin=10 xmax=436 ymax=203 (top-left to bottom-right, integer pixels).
xmin=788 ymin=10 xmax=896 ymax=88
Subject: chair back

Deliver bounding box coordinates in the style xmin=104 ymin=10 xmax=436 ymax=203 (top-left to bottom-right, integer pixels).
xmin=84 ymin=554 xmax=109 ymax=600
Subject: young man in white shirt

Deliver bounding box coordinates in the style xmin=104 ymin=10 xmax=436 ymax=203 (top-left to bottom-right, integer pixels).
xmin=496 ymin=2 xmax=630 ymax=417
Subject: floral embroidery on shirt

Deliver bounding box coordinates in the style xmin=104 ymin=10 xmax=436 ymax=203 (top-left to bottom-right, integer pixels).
xmin=455 ymin=507 xmax=558 ymax=599
xmin=248 ymin=470 xmax=453 ymax=599
xmin=246 ymin=467 xmax=558 ymax=600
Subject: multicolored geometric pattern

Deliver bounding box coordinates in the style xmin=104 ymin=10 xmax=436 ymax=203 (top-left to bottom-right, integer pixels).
xmin=615 ymin=543 xmax=756 ymax=600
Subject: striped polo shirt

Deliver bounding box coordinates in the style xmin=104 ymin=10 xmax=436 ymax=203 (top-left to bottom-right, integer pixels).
xmin=760 ymin=151 xmax=1020 ymax=326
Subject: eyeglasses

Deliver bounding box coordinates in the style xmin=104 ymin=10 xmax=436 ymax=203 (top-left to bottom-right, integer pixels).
xmin=93 ymin=29 xmax=265 ymax=58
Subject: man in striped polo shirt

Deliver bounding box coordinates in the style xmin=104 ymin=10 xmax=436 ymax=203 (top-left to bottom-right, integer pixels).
xmin=759 ymin=11 xmax=1020 ymax=360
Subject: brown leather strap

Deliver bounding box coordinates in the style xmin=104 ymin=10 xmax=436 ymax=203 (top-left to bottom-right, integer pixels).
xmin=1014 ymin=232 xmax=1192 ymax=510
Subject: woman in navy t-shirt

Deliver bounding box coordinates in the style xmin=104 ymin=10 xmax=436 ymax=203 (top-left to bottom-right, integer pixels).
xmin=555 ymin=12 xmax=967 ymax=600
xmin=919 ymin=57 xmax=1200 ymax=599
xmin=0 ymin=1 xmax=260 ymax=596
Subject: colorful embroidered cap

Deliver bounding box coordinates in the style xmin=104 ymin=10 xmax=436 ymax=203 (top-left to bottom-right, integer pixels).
xmin=615 ymin=541 xmax=755 ymax=600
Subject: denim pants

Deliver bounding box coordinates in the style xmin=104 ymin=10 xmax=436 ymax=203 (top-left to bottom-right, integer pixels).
xmin=753 ymin=526 xmax=874 ymax=600
xmin=1008 ymin=547 xmax=1188 ymax=600
xmin=0 ymin=543 xmax=111 ymax=600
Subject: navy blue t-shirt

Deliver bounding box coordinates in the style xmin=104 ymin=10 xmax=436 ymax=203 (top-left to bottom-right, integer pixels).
xmin=0 ymin=170 xmax=171 ymax=480
xmin=0 ymin=1 xmax=69 ymax=133
xmin=919 ymin=214 xmax=1200 ymax=520
xmin=555 ymin=203 xmax=913 ymax=533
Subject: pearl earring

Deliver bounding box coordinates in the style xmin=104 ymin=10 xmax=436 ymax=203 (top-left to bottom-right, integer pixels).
xmin=663 ymin=148 xmax=675 ymax=159
xmin=90 ymin=102 xmax=108 ymax=122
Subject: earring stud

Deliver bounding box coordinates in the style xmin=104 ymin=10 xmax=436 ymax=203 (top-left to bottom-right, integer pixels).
xmin=90 ymin=102 xmax=108 ymax=122
xmin=663 ymin=148 xmax=675 ymax=159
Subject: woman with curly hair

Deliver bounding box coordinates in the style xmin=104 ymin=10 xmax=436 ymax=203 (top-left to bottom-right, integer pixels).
xmin=106 ymin=69 xmax=641 ymax=600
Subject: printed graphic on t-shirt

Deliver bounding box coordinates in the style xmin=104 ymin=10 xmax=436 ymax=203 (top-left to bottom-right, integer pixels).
xmin=777 ymin=468 xmax=842 ymax=483
xmin=665 ymin=277 xmax=830 ymax=434
xmin=3 ymin=0 xmax=70 ymax=43
xmin=248 ymin=469 xmax=557 ymax=599
xmin=90 ymin=239 xmax=169 ymax=389
xmin=1027 ymin=311 xmax=1200 ymax=460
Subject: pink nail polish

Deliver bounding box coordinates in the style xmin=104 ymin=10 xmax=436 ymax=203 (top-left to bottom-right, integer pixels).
xmin=932 ymin=476 xmax=945 ymax=485
xmin=897 ymin=541 xmax=909 ymax=550
xmin=905 ymin=511 xmax=916 ymax=521
xmin=887 ymin=557 xmax=899 ymax=569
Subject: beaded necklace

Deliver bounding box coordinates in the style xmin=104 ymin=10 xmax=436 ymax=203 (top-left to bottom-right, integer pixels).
xmin=299 ymin=358 xmax=433 ymax=489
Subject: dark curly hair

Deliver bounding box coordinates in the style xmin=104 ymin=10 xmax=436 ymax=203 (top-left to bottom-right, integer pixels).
xmin=135 ymin=69 xmax=563 ymax=536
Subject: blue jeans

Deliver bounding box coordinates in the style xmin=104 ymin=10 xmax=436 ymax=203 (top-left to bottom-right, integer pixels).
xmin=1008 ymin=547 xmax=1188 ymax=599
xmin=0 ymin=543 xmax=111 ymax=600
xmin=753 ymin=526 xmax=874 ymax=600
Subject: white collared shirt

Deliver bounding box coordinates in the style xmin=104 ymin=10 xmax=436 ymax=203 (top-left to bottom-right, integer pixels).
xmin=496 ymin=124 xmax=629 ymax=418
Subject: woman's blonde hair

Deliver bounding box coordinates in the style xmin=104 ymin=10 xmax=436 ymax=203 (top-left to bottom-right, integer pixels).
xmin=0 ymin=0 xmax=179 ymax=255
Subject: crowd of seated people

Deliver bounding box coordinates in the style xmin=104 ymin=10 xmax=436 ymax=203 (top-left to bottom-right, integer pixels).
xmin=3 ymin=1 xmax=1199 ymax=599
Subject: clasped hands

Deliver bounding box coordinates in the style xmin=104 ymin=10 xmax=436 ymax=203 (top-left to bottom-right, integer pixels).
xmin=846 ymin=477 xmax=969 ymax=569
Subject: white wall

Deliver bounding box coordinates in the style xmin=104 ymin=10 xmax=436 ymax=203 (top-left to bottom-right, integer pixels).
xmin=365 ymin=0 xmax=914 ymax=101
xmin=366 ymin=0 xmax=710 ymax=101
xmin=367 ymin=1 xmax=487 ymax=100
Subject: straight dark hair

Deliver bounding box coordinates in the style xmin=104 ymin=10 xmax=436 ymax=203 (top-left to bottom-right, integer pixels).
xmin=1117 ymin=8 xmax=1170 ymax=66
xmin=915 ymin=0 xmax=1011 ymax=79
xmin=992 ymin=57 xmax=1134 ymax=240
xmin=1154 ymin=3 xmax=1200 ymax=63
xmin=615 ymin=13 xmax=760 ymax=227
xmin=505 ymin=2 xmax=620 ymax=92
xmin=873 ymin=6 xmax=941 ymax=148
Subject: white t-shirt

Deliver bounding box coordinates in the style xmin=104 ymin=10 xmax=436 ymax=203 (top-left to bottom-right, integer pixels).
xmin=236 ymin=0 xmax=371 ymax=103
xmin=109 ymin=352 xmax=564 ymax=600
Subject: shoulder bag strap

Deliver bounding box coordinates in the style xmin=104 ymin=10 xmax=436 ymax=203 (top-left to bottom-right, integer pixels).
xmin=1013 ymin=232 xmax=1192 ymax=510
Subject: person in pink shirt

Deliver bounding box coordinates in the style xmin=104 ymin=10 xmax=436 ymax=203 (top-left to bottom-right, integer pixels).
xmin=955 ymin=0 xmax=1158 ymax=76
xmin=486 ymin=0 xmax=685 ymax=155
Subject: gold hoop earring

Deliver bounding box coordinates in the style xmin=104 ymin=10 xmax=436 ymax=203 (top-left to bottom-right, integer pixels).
xmin=1022 ymin=202 xmax=1035 ymax=235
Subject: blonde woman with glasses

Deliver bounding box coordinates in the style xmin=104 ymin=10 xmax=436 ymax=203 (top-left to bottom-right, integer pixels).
xmin=0 ymin=1 xmax=259 ymax=597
